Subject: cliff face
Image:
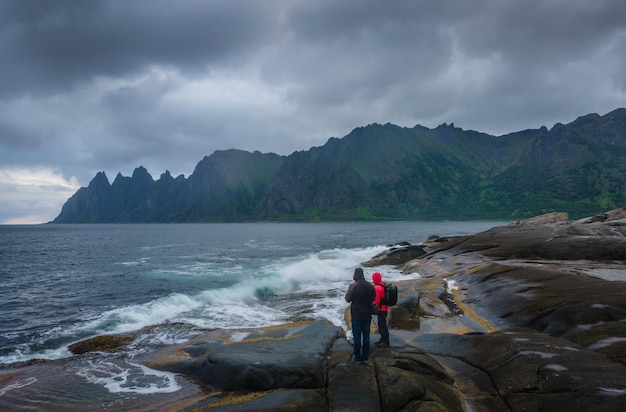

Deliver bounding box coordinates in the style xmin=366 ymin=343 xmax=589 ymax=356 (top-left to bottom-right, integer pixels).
xmin=54 ymin=150 xmax=285 ymax=222
xmin=479 ymin=109 xmax=626 ymax=218
xmin=53 ymin=108 xmax=626 ymax=223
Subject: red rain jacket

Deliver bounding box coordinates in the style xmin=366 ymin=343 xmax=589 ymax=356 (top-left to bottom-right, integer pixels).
xmin=372 ymin=272 xmax=388 ymax=312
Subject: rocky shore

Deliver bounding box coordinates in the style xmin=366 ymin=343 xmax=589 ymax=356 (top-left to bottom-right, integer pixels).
xmin=3 ymin=209 xmax=626 ymax=411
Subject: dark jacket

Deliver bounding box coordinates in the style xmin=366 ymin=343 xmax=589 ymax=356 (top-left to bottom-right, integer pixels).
xmin=345 ymin=268 xmax=376 ymax=319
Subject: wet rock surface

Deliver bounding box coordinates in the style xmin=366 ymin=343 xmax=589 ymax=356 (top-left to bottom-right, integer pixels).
xmin=67 ymin=334 xmax=135 ymax=354
xmin=139 ymin=320 xmax=471 ymax=411
xmin=362 ymin=243 xmax=427 ymax=267
xmin=152 ymin=320 xmax=343 ymax=392
xmin=416 ymin=328 xmax=626 ymax=411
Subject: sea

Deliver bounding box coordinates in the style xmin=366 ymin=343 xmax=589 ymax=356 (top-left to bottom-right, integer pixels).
xmin=0 ymin=221 xmax=506 ymax=409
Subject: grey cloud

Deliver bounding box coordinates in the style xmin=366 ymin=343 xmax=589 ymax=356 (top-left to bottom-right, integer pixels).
xmin=455 ymin=1 xmax=626 ymax=60
xmin=261 ymin=3 xmax=454 ymax=124
xmin=0 ymin=0 xmax=276 ymax=97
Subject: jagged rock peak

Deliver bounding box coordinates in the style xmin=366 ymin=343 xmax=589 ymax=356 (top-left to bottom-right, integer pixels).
xmin=131 ymin=166 xmax=154 ymax=182
xmin=90 ymin=171 xmax=110 ymax=187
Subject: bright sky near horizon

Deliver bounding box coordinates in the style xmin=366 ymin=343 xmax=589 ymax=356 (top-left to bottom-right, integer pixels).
xmin=1 ymin=0 xmax=625 ymax=224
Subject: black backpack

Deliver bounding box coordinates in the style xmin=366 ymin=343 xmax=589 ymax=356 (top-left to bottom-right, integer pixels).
xmin=381 ymin=283 xmax=398 ymax=306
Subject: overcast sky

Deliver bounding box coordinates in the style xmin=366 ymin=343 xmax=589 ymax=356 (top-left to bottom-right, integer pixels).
xmin=1 ymin=0 xmax=625 ymax=224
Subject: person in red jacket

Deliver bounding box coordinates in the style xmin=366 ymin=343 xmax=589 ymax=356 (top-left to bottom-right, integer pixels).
xmin=372 ymin=271 xmax=390 ymax=347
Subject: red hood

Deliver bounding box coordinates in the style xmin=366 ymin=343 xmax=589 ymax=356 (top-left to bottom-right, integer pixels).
xmin=372 ymin=272 xmax=382 ymax=284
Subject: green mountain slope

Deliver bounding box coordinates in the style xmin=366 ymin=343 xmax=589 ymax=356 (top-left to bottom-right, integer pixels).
xmin=52 ymin=108 xmax=626 ymax=223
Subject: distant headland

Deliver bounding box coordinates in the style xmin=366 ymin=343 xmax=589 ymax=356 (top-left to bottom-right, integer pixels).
xmin=53 ymin=108 xmax=626 ymax=223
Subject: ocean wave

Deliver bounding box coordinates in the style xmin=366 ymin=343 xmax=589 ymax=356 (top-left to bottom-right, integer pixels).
xmin=1 ymin=242 xmax=408 ymax=365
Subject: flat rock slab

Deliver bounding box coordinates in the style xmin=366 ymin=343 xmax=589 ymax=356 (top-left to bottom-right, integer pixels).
xmin=145 ymin=320 xmax=343 ymax=392
xmin=446 ymin=261 xmax=626 ymax=358
xmin=453 ymin=218 xmax=626 ymax=260
xmin=328 ymin=337 xmax=470 ymax=412
xmin=327 ymin=338 xmax=381 ymax=412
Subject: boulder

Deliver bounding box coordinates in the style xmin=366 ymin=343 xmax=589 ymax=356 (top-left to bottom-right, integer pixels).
xmin=327 ymin=338 xmax=380 ymax=411
xmin=327 ymin=336 xmax=468 ymax=412
xmin=577 ymin=207 xmax=626 ymax=223
xmin=143 ymin=320 xmax=469 ymax=411
xmin=513 ymin=211 xmax=569 ymax=225
xmin=362 ymin=244 xmax=426 ymax=267
xmin=451 ymin=216 xmax=626 ymax=260
xmin=373 ymin=208 xmax=626 ymax=266
xmin=373 ymin=350 xmax=464 ymax=412
xmin=68 ymin=334 xmax=135 ymax=354
xmin=149 ymin=320 xmax=343 ymax=391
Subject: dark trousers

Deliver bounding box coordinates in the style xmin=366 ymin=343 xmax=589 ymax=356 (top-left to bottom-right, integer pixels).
xmin=377 ymin=311 xmax=389 ymax=343
xmin=351 ymin=317 xmax=371 ymax=362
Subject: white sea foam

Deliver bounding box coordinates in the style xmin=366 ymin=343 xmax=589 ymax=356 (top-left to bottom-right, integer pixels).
xmin=117 ymin=257 xmax=151 ymax=266
xmin=76 ymin=359 xmax=181 ymax=394
xmin=133 ymin=326 xmax=200 ymax=347
xmin=0 ymin=345 xmax=72 ymax=364
xmin=73 ymin=292 xmax=205 ymax=336
xmin=276 ymin=246 xmax=387 ymax=285
xmin=267 ymin=245 xmax=411 ymax=329
xmin=229 ymin=332 xmax=250 ymax=342
xmin=444 ymin=279 xmax=458 ymax=292
xmin=186 ymin=302 xmax=287 ymax=330
xmin=61 ymin=245 xmax=390 ymax=357
xmin=0 ymin=377 xmax=38 ymax=396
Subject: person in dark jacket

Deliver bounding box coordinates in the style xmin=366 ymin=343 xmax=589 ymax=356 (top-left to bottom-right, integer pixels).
xmin=345 ymin=267 xmax=376 ymax=364
xmin=372 ymin=271 xmax=390 ymax=347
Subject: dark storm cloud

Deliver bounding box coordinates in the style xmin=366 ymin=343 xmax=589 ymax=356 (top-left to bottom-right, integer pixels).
xmin=0 ymin=0 xmax=625 ymax=223
xmin=271 ymin=2 xmax=452 ymax=101
xmin=273 ymin=0 xmax=626 ymax=132
xmin=0 ymin=0 xmax=274 ymax=97
xmin=456 ymin=1 xmax=626 ymax=59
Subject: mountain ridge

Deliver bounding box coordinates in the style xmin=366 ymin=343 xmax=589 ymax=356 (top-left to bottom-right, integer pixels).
xmin=52 ymin=108 xmax=626 ymax=223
